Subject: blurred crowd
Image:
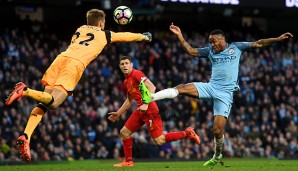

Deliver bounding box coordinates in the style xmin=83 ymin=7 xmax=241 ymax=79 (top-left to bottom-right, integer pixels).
xmin=0 ymin=20 xmax=298 ymax=163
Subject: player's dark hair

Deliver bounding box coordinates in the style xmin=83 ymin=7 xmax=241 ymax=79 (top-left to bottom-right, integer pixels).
xmin=120 ymin=56 xmax=132 ymax=63
xmin=210 ymin=29 xmax=225 ymax=37
xmin=87 ymin=9 xmax=106 ymax=26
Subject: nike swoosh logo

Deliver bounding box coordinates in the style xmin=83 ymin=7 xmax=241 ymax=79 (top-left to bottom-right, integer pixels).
xmin=16 ymin=89 xmax=21 ymax=94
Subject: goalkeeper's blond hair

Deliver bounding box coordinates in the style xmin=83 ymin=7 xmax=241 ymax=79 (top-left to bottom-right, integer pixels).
xmin=86 ymin=9 xmax=105 ymax=26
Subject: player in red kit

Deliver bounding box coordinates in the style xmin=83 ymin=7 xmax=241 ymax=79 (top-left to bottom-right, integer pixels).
xmin=108 ymin=56 xmax=201 ymax=167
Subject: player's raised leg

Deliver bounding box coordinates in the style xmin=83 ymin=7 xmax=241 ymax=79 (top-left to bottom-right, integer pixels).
xmin=153 ymin=127 xmax=200 ymax=145
xmin=5 ymin=82 xmax=27 ymax=105
xmin=185 ymin=127 xmax=201 ymax=144
xmin=147 ymin=112 xmax=201 ymax=145
xmin=5 ymin=82 xmax=53 ymax=106
xmin=139 ymin=80 xmax=151 ymax=104
xmin=139 ymin=80 xmax=178 ymax=102
xmin=139 ymin=82 xmax=199 ymax=102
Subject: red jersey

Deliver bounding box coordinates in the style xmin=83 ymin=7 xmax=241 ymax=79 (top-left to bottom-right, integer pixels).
xmin=124 ymin=69 xmax=159 ymax=112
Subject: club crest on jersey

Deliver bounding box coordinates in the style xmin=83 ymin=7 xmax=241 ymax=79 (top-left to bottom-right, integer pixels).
xmin=228 ymin=48 xmax=234 ymax=55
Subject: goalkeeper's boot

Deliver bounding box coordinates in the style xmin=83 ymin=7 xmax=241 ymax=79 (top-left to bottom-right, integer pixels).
xmin=5 ymin=82 xmax=27 ymax=105
xmin=203 ymin=154 xmax=223 ymax=168
xmin=113 ymin=160 xmax=134 ymax=167
xmin=139 ymin=80 xmax=151 ymax=104
xmin=17 ymin=135 xmax=31 ymax=163
xmin=185 ymin=127 xmax=201 ymax=145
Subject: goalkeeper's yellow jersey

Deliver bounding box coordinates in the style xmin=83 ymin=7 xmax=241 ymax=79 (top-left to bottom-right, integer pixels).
xmin=60 ymin=25 xmax=143 ymax=67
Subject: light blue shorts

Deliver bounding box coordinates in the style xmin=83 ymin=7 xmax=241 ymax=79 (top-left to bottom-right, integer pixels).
xmin=193 ymin=82 xmax=233 ymax=118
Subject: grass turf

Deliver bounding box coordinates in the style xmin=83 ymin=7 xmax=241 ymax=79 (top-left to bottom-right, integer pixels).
xmin=0 ymin=158 xmax=297 ymax=171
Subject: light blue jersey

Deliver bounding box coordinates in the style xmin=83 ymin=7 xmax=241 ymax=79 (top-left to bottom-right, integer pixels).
xmin=193 ymin=42 xmax=252 ymax=118
xmin=197 ymin=42 xmax=252 ymax=91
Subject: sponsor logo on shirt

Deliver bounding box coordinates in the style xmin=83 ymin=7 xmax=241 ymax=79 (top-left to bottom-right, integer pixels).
xmin=213 ymin=55 xmax=236 ymax=64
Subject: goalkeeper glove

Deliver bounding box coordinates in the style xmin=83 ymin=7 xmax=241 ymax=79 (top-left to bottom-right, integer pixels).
xmin=142 ymin=32 xmax=152 ymax=42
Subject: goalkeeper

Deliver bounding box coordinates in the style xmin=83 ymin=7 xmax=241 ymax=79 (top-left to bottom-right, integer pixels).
xmin=5 ymin=9 xmax=152 ymax=163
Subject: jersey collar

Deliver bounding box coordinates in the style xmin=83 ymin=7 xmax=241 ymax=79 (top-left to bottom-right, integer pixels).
xmin=126 ymin=69 xmax=135 ymax=78
xmin=211 ymin=43 xmax=230 ymax=54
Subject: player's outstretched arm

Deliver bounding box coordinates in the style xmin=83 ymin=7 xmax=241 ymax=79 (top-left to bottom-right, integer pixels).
xmin=111 ymin=31 xmax=152 ymax=42
xmin=108 ymin=96 xmax=133 ymax=122
xmin=252 ymin=32 xmax=293 ymax=48
xmin=169 ymin=24 xmax=198 ymax=56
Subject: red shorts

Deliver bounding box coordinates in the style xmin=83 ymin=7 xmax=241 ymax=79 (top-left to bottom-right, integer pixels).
xmin=125 ymin=110 xmax=163 ymax=139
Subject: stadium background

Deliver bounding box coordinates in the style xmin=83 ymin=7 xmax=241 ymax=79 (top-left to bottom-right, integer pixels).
xmin=0 ymin=0 xmax=298 ymax=163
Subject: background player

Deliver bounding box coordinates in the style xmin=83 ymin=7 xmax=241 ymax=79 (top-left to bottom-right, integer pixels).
xmin=140 ymin=24 xmax=293 ymax=168
xmin=5 ymin=9 xmax=152 ymax=163
xmin=108 ymin=56 xmax=201 ymax=167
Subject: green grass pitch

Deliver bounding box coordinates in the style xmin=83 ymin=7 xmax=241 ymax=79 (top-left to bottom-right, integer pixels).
xmin=1 ymin=158 xmax=297 ymax=171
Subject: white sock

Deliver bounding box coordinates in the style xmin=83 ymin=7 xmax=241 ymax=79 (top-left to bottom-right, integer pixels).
xmin=213 ymin=135 xmax=224 ymax=160
xmin=151 ymin=88 xmax=179 ymax=101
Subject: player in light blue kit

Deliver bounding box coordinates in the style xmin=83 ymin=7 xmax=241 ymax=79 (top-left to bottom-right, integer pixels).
xmin=139 ymin=24 xmax=293 ymax=168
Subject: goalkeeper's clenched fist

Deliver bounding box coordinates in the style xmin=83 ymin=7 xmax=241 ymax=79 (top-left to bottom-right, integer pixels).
xmin=142 ymin=32 xmax=152 ymax=42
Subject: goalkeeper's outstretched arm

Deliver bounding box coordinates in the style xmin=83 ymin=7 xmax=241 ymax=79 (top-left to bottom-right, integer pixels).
xmin=110 ymin=31 xmax=152 ymax=42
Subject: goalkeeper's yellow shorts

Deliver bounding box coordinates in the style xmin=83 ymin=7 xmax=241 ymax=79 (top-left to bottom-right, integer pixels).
xmin=41 ymin=55 xmax=85 ymax=95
